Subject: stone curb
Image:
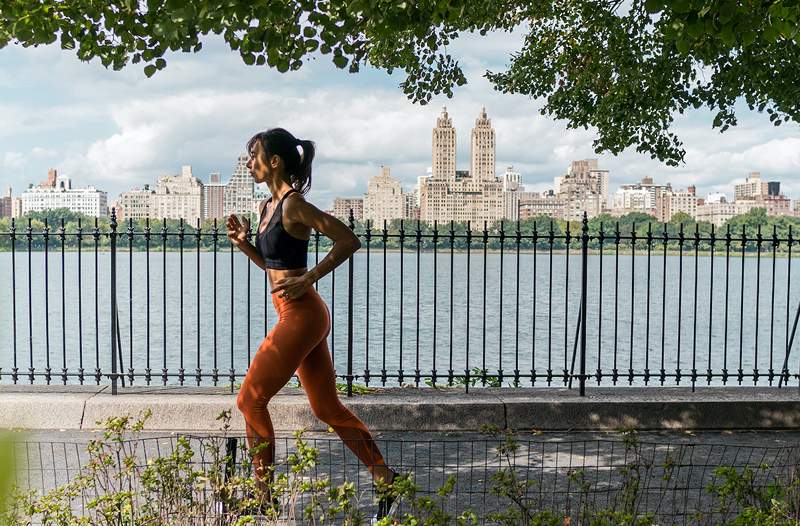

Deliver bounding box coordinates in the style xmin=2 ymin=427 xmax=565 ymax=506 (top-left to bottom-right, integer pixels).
xmin=1 ymin=386 xmax=798 ymax=431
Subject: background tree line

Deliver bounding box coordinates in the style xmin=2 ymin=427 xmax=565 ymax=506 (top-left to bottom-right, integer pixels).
xmin=1 ymin=207 xmax=799 ymax=253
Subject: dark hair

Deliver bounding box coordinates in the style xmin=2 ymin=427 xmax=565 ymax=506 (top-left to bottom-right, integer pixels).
xmin=246 ymin=128 xmax=315 ymax=195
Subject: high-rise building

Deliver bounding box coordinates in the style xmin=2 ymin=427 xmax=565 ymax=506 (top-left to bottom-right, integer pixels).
xmin=656 ymin=188 xmax=697 ymax=222
xmin=470 ymin=106 xmax=496 ymax=182
xmin=203 ymin=172 xmax=226 ymax=221
xmin=612 ymin=177 xmax=671 ymax=216
xmin=39 ymin=169 xmax=57 ymax=189
xmin=734 ymin=172 xmax=771 ymax=201
xmin=519 ymin=192 xmax=567 ymax=220
xmin=152 ymin=165 xmax=203 ymax=222
xmin=224 ymin=154 xmax=255 ymax=216
xmin=115 ymin=185 xmax=155 ymax=221
xmin=556 ymin=160 xmax=609 ymax=220
xmin=432 ymin=107 xmax=456 ymax=180
xmin=0 ymin=186 xmax=12 ymax=218
xmin=20 ymin=173 xmax=108 ymax=217
xmin=363 ymin=166 xmax=405 ymax=225
xmin=332 ymin=197 xmax=364 ymax=221
xmin=501 ymin=166 xmax=522 ymax=221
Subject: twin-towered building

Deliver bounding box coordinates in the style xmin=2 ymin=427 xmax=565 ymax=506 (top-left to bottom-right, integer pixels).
xmin=335 ymin=107 xmax=529 ymax=226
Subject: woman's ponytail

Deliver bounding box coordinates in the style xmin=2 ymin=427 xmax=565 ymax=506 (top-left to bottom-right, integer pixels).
xmin=294 ymin=139 xmax=315 ymax=196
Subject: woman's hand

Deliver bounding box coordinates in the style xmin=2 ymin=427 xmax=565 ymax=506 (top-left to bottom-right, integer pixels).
xmin=226 ymin=214 xmax=250 ymax=247
xmin=271 ymin=274 xmax=312 ymax=301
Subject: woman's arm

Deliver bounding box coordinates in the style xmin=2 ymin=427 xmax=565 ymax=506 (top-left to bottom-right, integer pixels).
xmin=285 ymin=196 xmax=361 ymax=285
xmin=226 ymin=213 xmax=267 ymax=271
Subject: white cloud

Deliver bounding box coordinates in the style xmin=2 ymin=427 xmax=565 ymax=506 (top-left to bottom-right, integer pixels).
xmin=2 ymin=151 xmax=25 ymax=170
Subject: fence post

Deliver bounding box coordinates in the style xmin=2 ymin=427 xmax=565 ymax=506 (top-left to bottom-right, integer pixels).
xmin=346 ymin=208 xmax=355 ymax=397
xmin=580 ymin=213 xmax=589 ymax=397
xmin=110 ymin=208 xmax=118 ymax=395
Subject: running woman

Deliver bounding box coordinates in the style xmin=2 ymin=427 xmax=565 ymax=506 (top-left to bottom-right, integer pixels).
xmin=226 ymin=128 xmax=397 ymax=520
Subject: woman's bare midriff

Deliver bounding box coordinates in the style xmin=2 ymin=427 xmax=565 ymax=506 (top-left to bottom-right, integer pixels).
xmin=267 ymin=267 xmax=308 ymax=291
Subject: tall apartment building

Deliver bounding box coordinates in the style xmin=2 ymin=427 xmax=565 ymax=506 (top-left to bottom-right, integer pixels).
xmin=0 ymin=187 xmax=12 ymax=218
xmin=363 ymin=166 xmax=404 ymax=225
xmin=470 ymin=106 xmax=496 ymax=182
xmin=20 ymin=173 xmax=108 ymax=217
xmin=501 ymin=166 xmax=522 ymax=221
xmin=432 ymin=107 xmax=456 ymax=180
xmin=152 ymin=165 xmax=203 ymax=222
xmin=612 ymin=176 xmax=671 ymax=216
xmin=202 ymin=172 xmax=226 ymax=220
xmin=115 ymin=185 xmax=155 ymax=221
xmin=734 ymin=172 xmax=780 ymax=201
xmin=656 ymin=186 xmax=697 ymax=222
xmin=224 ymin=154 xmax=255 ymax=216
xmin=332 ymin=197 xmax=364 ymax=221
xmin=554 ymin=159 xmax=610 ymax=219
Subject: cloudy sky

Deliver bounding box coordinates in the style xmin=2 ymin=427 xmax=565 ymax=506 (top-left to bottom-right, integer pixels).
xmin=2 ymin=27 xmax=799 ymax=210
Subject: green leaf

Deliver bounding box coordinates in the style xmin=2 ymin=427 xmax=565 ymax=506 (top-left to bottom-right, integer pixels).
xmin=303 ymin=26 xmax=316 ymax=38
xmin=144 ymin=64 xmax=157 ymax=77
xmin=644 ymin=0 xmax=665 ymax=13
xmin=333 ymin=54 xmax=348 ymax=68
xmin=242 ymin=52 xmax=255 ymax=65
xmin=155 ymin=57 xmax=166 ymax=69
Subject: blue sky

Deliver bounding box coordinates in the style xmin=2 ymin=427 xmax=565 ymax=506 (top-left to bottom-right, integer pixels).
xmin=1 ymin=27 xmax=799 ymax=210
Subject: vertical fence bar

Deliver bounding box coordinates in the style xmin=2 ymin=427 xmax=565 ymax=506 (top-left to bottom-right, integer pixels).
xmin=59 ymin=219 xmax=66 ymax=385
xmin=499 ymin=220 xmax=505 ymax=384
xmin=93 ymin=218 xmax=100 ymax=384
xmin=597 ymin=222 xmax=605 ymax=385
xmin=161 ymin=218 xmax=167 ymax=386
xmin=11 ymin=219 xmax=18 ymax=383
xmin=629 ymin=223 xmax=636 ymax=385
xmin=364 ymin=219 xmax=372 ymax=386
xmin=754 ymin=225 xmax=763 ymax=384
xmin=77 ymin=218 xmax=84 ymax=384
xmin=660 ymin=223 xmax=667 ymax=385
xmin=580 ymin=213 xmax=588 ymax=396
xmin=723 ymin=225 xmax=731 ymax=385
xmin=482 ymin=220 xmax=488 ymax=386
xmin=196 ymin=219 xmax=202 ymax=386
xmin=532 ymin=221 xmax=538 ymax=385
xmin=707 ymin=225 xmax=716 ymax=385
xmin=127 ymin=219 xmax=134 ymax=385
xmin=26 ymin=218 xmax=33 ymax=384
xmin=547 ymin=221 xmax=553 ymax=385
xmin=346 ymin=210 xmax=355 ymax=396
xmin=415 ymin=219 xmax=421 ymax=387
xmin=514 ymin=220 xmax=520 ymax=386
xmin=738 ymin=225 xmax=746 ymax=385
xmin=448 ymin=221 xmax=455 ymax=386
xmin=692 ymin=224 xmax=699 ymax=390
xmin=398 ymin=220 xmax=405 ymax=385
xmin=432 ymin=220 xmax=438 ymax=385
xmin=179 ymin=219 xmax=185 ymax=385
xmin=564 ymin=221 xmax=571 ymax=385
xmin=229 ymin=222 xmax=235 ymax=392
xmin=110 ymin=209 xmax=118 ymax=395
xmin=613 ymin=222 xmax=619 ymax=385
xmin=677 ymin=223 xmax=684 ymax=385
xmin=145 ymin=218 xmax=151 ymax=385
xmin=644 ymin=223 xmax=652 ymax=385
xmin=44 ymin=218 xmax=51 ymax=384
xmin=465 ymin=223 xmax=472 ymax=391
xmin=382 ymin=220 xmax=388 ymax=386
xmin=213 ymin=219 xmax=219 ymax=385
xmin=769 ymin=225 xmax=778 ymax=384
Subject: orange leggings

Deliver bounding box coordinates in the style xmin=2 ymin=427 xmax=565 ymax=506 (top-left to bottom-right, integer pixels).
xmin=236 ymin=286 xmax=386 ymax=482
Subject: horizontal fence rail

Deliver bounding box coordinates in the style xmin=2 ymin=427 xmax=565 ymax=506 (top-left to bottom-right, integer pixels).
xmin=9 ymin=434 xmax=800 ymax=524
xmin=1 ymin=211 xmax=800 ymax=395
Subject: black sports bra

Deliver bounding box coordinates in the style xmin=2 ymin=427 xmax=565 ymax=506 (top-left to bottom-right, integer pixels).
xmin=255 ymin=188 xmax=309 ymax=270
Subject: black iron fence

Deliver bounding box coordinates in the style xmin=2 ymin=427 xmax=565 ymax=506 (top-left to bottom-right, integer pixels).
xmin=1 ymin=210 xmax=800 ymax=395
